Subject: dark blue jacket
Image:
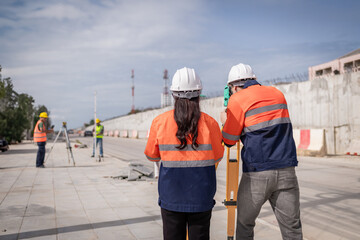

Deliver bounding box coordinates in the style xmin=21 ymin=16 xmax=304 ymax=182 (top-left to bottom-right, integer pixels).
xmin=145 ymin=110 xmax=224 ymax=212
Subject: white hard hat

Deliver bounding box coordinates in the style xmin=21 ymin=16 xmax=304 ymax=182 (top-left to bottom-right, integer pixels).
xmin=170 ymin=67 xmax=202 ymax=99
xmin=228 ymin=63 xmax=256 ymax=86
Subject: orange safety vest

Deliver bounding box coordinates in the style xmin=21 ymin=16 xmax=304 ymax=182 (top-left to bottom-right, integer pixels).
xmin=144 ymin=110 xmax=224 ymax=212
xmin=33 ymin=120 xmax=47 ymax=142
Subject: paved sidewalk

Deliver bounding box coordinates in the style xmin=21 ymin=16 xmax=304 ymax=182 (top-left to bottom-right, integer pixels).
xmin=0 ymin=141 xmax=282 ymax=240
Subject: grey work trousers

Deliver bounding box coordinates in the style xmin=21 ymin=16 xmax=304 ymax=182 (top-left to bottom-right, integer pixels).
xmin=236 ymin=167 xmax=302 ymax=240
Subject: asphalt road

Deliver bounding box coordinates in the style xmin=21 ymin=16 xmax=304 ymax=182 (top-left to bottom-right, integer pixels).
xmin=77 ymin=136 xmax=360 ymax=240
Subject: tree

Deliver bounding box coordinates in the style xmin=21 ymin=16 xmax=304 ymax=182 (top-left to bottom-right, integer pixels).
xmin=10 ymin=93 xmax=34 ymax=142
xmin=0 ymin=67 xmax=46 ymax=143
xmin=84 ymin=119 xmax=94 ymax=128
xmin=18 ymin=93 xmax=35 ymax=140
xmin=0 ymin=77 xmax=34 ymax=142
xmin=0 ymin=79 xmax=5 ymax=99
xmin=0 ymin=77 xmax=17 ymax=142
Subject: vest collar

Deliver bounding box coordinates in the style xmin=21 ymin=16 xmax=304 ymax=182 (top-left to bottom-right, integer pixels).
xmin=243 ymin=80 xmax=261 ymax=89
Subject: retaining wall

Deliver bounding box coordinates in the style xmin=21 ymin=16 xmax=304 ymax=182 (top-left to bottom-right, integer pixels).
xmin=89 ymin=72 xmax=360 ymax=155
xmin=278 ymin=71 xmax=360 ymax=154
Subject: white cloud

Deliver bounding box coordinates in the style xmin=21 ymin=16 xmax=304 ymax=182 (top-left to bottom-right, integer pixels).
xmin=24 ymin=3 xmax=85 ymax=20
xmin=0 ymin=0 xmax=210 ymax=128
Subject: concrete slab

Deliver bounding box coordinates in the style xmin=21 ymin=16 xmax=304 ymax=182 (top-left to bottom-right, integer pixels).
xmin=57 ymin=230 xmax=97 ymax=240
xmin=85 ymin=208 xmax=119 ymax=222
xmin=94 ymin=226 xmax=137 ymax=240
xmin=0 ymin=216 xmax=23 ymax=237
xmin=24 ymin=203 xmax=55 ymax=217
xmin=127 ymin=221 xmax=163 ymax=239
xmin=0 ymin=204 xmax=27 ymax=218
xmin=19 ymin=216 xmax=56 ymax=234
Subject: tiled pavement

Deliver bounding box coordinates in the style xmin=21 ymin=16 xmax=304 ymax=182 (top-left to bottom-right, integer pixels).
xmin=0 ymin=141 xmax=282 ymax=240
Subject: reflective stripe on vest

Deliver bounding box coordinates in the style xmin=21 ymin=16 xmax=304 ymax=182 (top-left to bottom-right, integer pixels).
xmin=33 ymin=120 xmax=47 ymax=142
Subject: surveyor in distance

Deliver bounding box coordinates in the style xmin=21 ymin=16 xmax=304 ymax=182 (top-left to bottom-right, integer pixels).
xmin=91 ymin=118 xmax=104 ymax=157
xmin=33 ymin=112 xmax=54 ymax=168
xmin=221 ymin=63 xmax=302 ymax=239
xmin=144 ymin=67 xmax=224 ymax=240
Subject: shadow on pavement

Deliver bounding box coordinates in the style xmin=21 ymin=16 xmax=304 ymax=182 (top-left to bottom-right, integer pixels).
xmin=1 ymin=149 xmax=38 ymax=155
xmin=49 ymin=165 xmax=99 ymax=168
xmin=0 ymin=165 xmax=99 ymax=170
xmin=0 ymin=166 xmax=32 ymax=170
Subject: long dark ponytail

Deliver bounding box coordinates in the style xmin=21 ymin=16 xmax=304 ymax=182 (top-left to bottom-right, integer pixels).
xmin=174 ymin=96 xmax=201 ymax=150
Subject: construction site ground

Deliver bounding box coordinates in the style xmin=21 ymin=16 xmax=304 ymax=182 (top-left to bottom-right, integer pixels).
xmin=0 ymin=137 xmax=359 ymax=240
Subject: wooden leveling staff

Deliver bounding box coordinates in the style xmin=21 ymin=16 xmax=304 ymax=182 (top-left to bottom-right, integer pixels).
xmin=223 ymin=141 xmax=240 ymax=240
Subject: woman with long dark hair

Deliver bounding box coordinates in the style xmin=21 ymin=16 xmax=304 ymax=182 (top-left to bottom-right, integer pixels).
xmin=144 ymin=67 xmax=224 ymax=240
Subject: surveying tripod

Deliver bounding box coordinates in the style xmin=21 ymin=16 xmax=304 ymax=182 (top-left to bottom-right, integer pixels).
xmin=223 ymin=141 xmax=240 ymax=240
xmin=45 ymin=122 xmax=76 ymax=166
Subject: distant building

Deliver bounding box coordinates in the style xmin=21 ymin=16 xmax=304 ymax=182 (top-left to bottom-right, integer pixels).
xmin=308 ymin=48 xmax=360 ymax=81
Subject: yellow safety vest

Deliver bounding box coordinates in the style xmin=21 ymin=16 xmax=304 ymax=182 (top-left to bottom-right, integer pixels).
xmin=96 ymin=125 xmax=104 ymax=138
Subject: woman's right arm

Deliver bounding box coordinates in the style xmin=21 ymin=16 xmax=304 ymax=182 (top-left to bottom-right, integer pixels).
xmin=144 ymin=120 xmax=161 ymax=162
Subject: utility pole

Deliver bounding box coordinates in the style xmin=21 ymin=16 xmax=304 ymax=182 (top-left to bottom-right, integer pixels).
xmin=161 ymin=69 xmax=171 ymax=108
xmin=94 ymin=91 xmax=97 ymax=160
xmin=131 ymin=69 xmax=135 ymax=114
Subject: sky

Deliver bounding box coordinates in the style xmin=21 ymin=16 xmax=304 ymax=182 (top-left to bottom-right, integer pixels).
xmin=0 ymin=0 xmax=359 ymax=129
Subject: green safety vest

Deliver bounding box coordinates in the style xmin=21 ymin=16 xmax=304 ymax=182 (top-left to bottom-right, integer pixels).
xmin=96 ymin=125 xmax=104 ymax=138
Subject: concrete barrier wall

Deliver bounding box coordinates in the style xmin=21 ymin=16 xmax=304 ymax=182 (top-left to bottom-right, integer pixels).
xmin=89 ymin=72 xmax=360 ymax=155
xmin=346 ymin=139 xmax=360 ymax=155
xmin=102 ymin=106 xmax=173 ymax=132
xmin=293 ymin=129 xmax=326 ymax=156
xmin=88 ymin=97 xmax=225 ymax=135
xmin=278 ymin=72 xmax=360 ymax=154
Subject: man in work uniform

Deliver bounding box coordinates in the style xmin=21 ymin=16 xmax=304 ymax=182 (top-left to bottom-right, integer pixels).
xmin=91 ymin=118 xmax=104 ymax=157
xmin=33 ymin=112 xmax=54 ymax=168
xmin=221 ymin=63 xmax=302 ymax=240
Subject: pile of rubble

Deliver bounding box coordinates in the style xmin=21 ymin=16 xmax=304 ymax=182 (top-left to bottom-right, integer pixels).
xmin=74 ymin=139 xmax=88 ymax=148
xmin=112 ymin=163 xmax=154 ymax=181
